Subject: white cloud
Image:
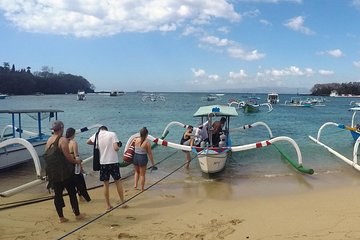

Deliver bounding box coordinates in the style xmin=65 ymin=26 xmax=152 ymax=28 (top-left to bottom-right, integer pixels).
xmin=353 ymin=61 xmax=360 ymax=67
xmin=228 ymin=47 xmax=265 ymax=61
xmin=217 ymin=26 xmax=230 ymax=34
xmin=318 ymin=69 xmax=334 ymax=76
xmin=284 ymin=16 xmax=314 ymax=35
xmin=258 ymin=66 xmax=315 ymax=77
xmin=317 ymin=49 xmax=344 ymax=58
xmin=238 ymin=0 xmax=302 ymax=3
xmin=200 ymin=35 xmax=232 ymax=47
xmin=190 ymin=68 xmax=221 ymax=85
xmin=259 ymin=19 xmax=272 ymax=26
xmin=0 ymin=0 xmax=240 ymax=37
xmin=192 ymin=68 xmax=206 ymax=77
xmin=229 ymin=70 xmax=248 ymax=79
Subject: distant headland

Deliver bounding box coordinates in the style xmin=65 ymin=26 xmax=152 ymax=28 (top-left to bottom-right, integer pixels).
xmin=0 ymin=62 xmax=94 ymax=95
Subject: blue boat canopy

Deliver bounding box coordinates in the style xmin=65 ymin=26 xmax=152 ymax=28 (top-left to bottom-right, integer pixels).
xmin=193 ymin=105 xmax=238 ymax=117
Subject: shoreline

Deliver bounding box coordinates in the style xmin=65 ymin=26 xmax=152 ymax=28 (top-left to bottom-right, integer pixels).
xmin=2 ymin=168 xmax=360 ymax=239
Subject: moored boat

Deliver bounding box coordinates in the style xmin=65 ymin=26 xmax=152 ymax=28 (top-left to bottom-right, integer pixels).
xmin=110 ymin=90 xmax=125 ymax=96
xmin=124 ymin=105 xmax=313 ymax=175
xmin=309 ymin=107 xmax=360 ymax=172
xmin=77 ymin=90 xmax=86 ymax=100
xmin=267 ymin=92 xmax=279 ymax=104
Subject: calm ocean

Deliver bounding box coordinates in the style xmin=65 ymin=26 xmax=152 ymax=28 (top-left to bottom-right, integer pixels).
xmin=0 ymin=93 xmax=359 ymax=195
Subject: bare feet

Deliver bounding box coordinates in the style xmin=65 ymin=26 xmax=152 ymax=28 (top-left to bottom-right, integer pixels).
xmin=59 ymin=217 xmax=69 ymax=223
xmin=75 ymin=213 xmax=86 ymax=220
xmin=106 ymin=205 xmax=113 ymax=211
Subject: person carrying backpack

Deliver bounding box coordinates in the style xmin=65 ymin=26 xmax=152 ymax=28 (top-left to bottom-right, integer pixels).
xmin=44 ymin=121 xmax=85 ymax=223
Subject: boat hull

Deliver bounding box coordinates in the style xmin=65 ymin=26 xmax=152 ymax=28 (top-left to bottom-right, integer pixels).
xmin=198 ymin=150 xmax=227 ymax=173
xmin=0 ymin=141 xmax=46 ymax=170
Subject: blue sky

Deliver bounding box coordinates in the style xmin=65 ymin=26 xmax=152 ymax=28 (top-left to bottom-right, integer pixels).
xmin=1 ymin=0 xmax=360 ymax=92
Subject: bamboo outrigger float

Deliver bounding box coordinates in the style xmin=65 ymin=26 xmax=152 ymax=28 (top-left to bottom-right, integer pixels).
xmin=309 ymin=107 xmax=360 ymax=170
xmin=122 ymin=105 xmax=313 ymax=174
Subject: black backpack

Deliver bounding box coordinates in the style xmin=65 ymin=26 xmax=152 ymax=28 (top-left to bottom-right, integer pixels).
xmin=44 ymin=135 xmax=74 ymax=183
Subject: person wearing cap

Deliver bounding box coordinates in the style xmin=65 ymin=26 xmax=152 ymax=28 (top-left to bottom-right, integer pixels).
xmin=45 ymin=120 xmax=85 ymax=223
xmin=87 ymin=126 xmax=126 ymax=211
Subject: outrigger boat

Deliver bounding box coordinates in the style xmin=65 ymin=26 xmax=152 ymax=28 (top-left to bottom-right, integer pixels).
xmin=0 ymin=109 xmax=102 ymax=197
xmin=124 ymin=105 xmax=313 ymax=174
xmin=309 ymin=107 xmax=360 ymax=170
xmin=228 ymin=98 xmax=273 ymax=113
xmin=0 ymin=109 xmax=63 ymax=170
xmin=283 ymin=97 xmax=312 ymax=107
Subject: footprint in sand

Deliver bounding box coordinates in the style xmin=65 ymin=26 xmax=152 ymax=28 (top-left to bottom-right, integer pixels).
xmin=179 ymin=232 xmax=194 ymax=240
xmin=229 ymin=219 xmax=244 ymax=225
xmin=126 ymin=216 xmax=136 ymax=221
xmin=118 ymin=232 xmax=137 ymax=239
xmin=163 ymin=194 xmax=175 ymax=198
xmin=165 ymin=232 xmax=177 ymax=239
xmin=217 ymin=227 xmax=235 ymax=239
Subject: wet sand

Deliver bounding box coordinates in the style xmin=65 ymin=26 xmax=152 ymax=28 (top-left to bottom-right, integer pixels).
xmin=2 ymin=168 xmax=360 ymax=240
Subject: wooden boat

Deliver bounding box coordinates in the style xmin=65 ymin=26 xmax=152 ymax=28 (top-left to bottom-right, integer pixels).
xmin=124 ymin=105 xmax=313 ymax=175
xmin=142 ymin=93 xmax=165 ymax=102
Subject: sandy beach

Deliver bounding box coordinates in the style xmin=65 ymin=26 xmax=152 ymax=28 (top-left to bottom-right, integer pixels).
xmin=1 ymin=168 xmax=360 ymax=240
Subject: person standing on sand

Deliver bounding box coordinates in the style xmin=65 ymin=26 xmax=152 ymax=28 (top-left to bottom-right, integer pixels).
xmin=66 ymin=127 xmax=91 ymax=202
xmin=132 ymin=127 xmax=156 ymax=191
xmin=44 ymin=121 xmax=85 ymax=223
xmin=180 ymin=125 xmax=194 ymax=168
xmin=87 ymin=126 xmax=126 ymax=211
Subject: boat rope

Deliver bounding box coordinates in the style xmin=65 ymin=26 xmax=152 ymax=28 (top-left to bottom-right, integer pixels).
xmin=0 ymin=150 xmax=178 ymax=211
xmin=57 ymin=153 xmax=197 ymax=239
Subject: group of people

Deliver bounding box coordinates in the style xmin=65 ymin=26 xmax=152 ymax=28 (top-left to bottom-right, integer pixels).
xmin=179 ymin=117 xmax=227 ymax=167
xmin=45 ymin=121 xmax=155 ymax=223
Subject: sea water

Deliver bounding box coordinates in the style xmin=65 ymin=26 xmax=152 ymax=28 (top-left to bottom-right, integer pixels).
xmin=0 ymin=93 xmax=359 ymax=195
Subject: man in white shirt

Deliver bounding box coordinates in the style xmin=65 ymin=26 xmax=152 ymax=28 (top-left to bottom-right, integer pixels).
xmin=87 ymin=126 xmax=125 ymax=210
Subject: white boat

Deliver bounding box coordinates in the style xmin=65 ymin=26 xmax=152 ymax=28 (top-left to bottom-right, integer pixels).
xmin=267 ymin=93 xmax=279 ymax=104
xmin=110 ymin=90 xmax=125 ymax=96
xmin=0 ymin=94 xmax=8 ymax=99
xmin=124 ymin=105 xmax=313 ymax=175
xmin=142 ymin=93 xmax=165 ymax=102
xmin=77 ymin=90 xmax=86 ymax=100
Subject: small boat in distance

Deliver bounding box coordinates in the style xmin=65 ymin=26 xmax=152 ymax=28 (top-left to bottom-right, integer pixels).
xmin=77 ymin=90 xmax=86 ymax=101
xmin=267 ymin=92 xmax=279 ymax=104
xmin=110 ymin=90 xmax=125 ymax=96
xmin=283 ymin=97 xmax=312 ymax=107
xmin=0 ymin=94 xmax=8 ymax=99
xmin=202 ymin=93 xmax=224 ymax=102
xmin=142 ymin=93 xmax=165 ymax=102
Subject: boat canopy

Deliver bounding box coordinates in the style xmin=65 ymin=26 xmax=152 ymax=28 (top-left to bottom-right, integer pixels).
xmin=0 ymin=109 xmax=64 ymax=114
xmin=193 ymin=105 xmax=238 ymax=117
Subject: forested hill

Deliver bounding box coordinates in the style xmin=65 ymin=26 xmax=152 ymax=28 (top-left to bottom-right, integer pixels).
xmin=310 ymin=82 xmax=360 ymax=96
xmin=0 ymin=63 xmax=95 ymax=95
